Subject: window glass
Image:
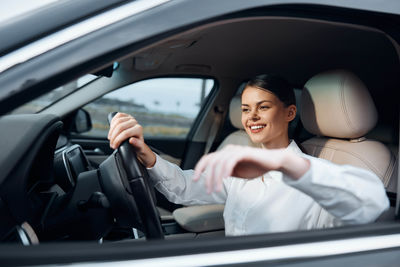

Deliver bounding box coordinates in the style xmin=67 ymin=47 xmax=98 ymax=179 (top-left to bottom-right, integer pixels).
xmin=9 ymin=62 xmax=119 ymax=115
xmin=82 ymin=78 xmax=214 ymax=138
xmin=10 ymin=74 xmax=98 ymax=114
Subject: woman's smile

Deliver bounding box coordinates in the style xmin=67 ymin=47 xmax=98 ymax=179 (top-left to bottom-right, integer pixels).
xmin=249 ymin=124 xmax=266 ymax=133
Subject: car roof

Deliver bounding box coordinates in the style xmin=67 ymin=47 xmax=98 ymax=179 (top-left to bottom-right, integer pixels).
xmin=0 ymin=0 xmax=399 ymax=115
xmin=0 ymin=0 xmax=131 ymax=57
xmin=1 ymin=0 xmax=400 ymax=58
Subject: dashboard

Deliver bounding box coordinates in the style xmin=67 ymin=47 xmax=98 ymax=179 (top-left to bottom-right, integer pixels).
xmin=0 ymin=114 xmax=110 ymax=244
xmin=0 ymin=113 xmax=170 ymax=244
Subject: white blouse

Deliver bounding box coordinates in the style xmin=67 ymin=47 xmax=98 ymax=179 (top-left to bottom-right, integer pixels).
xmin=147 ymin=141 xmax=389 ymax=236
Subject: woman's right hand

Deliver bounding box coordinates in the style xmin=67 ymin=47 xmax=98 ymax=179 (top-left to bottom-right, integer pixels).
xmin=193 ymin=145 xmax=310 ymax=193
xmin=107 ymin=112 xmax=156 ymax=168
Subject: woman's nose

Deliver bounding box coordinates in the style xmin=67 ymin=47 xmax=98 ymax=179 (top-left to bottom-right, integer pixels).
xmin=249 ymin=109 xmax=260 ymax=120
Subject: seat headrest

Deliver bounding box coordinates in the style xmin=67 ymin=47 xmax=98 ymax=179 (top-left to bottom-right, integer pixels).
xmin=301 ymin=70 xmax=377 ymax=139
xmin=229 ymin=95 xmax=244 ymax=129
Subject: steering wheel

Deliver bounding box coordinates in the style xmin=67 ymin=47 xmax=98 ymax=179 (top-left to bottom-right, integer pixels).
xmin=98 ymin=112 xmax=164 ymax=239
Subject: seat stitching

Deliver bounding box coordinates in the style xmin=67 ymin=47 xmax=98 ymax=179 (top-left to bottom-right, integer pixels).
xmin=340 ymin=75 xmax=356 ymax=133
xmin=303 ymin=143 xmax=386 ymax=180
xmin=382 ymin=153 xmax=396 ymax=187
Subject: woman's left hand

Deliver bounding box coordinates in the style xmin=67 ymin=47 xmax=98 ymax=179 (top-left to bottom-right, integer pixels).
xmin=193 ymin=145 xmax=310 ymax=193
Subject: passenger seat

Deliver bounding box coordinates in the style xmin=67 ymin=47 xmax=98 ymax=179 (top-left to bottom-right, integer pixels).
xmin=300 ymin=69 xmax=397 ymax=220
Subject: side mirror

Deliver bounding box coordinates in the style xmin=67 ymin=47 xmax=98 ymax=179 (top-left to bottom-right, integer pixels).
xmin=72 ymin=109 xmax=92 ymax=133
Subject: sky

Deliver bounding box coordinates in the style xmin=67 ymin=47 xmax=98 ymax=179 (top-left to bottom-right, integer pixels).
xmin=105 ymin=78 xmax=214 ymax=118
xmin=0 ymin=0 xmax=59 ymax=23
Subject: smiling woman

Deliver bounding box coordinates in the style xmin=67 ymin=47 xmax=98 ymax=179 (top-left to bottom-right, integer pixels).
xmin=109 ymin=73 xmax=389 ymax=236
xmin=0 ymin=0 xmax=399 ymax=265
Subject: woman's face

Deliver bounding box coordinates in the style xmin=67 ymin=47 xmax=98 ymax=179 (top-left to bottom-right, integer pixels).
xmin=241 ymin=86 xmax=296 ymax=149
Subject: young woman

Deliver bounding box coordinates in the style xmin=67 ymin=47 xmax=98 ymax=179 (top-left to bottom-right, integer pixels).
xmin=108 ymin=74 xmax=389 ymax=236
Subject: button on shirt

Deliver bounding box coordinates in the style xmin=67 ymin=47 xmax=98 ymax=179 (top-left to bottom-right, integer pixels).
xmin=147 ymin=141 xmax=389 ymax=236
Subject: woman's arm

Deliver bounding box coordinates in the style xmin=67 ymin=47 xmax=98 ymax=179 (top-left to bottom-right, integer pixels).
xmin=193 ymin=144 xmax=310 ymax=192
xmin=282 ymin=155 xmax=389 ymax=224
xmin=148 ymin=154 xmax=228 ymax=205
xmin=193 ymin=144 xmax=389 ymax=224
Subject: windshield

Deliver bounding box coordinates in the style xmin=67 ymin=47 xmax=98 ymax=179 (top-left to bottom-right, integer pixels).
xmin=0 ymin=0 xmax=60 ymax=23
xmin=10 ymin=74 xmax=98 ymax=114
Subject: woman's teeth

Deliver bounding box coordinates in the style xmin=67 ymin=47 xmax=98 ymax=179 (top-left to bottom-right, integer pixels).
xmin=250 ymin=125 xmax=265 ymax=130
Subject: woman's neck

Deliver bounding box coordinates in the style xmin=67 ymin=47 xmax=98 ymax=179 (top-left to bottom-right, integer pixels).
xmin=261 ymin=136 xmax=290 ymax=149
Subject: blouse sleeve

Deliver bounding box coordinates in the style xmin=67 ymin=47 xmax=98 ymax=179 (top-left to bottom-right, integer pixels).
xmin=147 ymin=154 xmax=229 ymax=206
xmin=282 ymin=154 xmax=389 ymax=225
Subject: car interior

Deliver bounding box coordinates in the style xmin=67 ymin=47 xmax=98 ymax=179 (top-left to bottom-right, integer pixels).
xmin=0 ymin=11 xmax=399 ymax=245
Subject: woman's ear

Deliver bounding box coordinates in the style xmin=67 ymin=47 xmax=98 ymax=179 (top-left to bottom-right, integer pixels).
xmin=286 ymin=105 xmax=297 ymax=122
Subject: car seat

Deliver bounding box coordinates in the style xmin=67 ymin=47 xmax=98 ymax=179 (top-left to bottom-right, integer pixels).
xmin=300 ymin=69 xmax=397 ymax=220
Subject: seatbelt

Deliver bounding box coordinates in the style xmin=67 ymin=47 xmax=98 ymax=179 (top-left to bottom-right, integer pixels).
xmin=204 ymin=107 xmax=224 ymax=154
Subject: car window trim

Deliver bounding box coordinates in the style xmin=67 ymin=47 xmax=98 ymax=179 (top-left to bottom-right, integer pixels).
xmin=0 ymin=0 xmax=171 ymax=74
xmin=0 ymin=0 xmax=133 ymax=56
xmin=50 ymin=233 xmax=400 ymax=266
xmin=37 ymin=75 xmax=101 ymax=114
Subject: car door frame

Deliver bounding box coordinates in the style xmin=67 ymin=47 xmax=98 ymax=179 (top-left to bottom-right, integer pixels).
xmin=2 ymin=223 xmax=400 ymax=266
xmin=0 ymin=0 xmax=400 ymax=265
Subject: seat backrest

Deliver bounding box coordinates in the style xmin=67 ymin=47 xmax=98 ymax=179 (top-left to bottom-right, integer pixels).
xmin=366 ymin=124 xmax=399 ymax=193
xmin=300 ymin=69 xmax=397 ymax=190
xmin=217 ymin=95 xmax=260 ymax=150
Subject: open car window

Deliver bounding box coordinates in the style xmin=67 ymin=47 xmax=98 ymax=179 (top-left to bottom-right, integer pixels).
xmin=81 ymin=77 xmax=214 ymax=138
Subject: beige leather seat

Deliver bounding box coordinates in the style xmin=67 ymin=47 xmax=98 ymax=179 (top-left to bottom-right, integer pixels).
xmin=300 ymin=69 xmax=397 ymax=219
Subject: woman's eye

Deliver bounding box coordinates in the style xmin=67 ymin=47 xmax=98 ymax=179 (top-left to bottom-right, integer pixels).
xmin=241 ymin=108 xmax=249 ymax=113
xmin=260 ymin=106 xmax=270 ymax=110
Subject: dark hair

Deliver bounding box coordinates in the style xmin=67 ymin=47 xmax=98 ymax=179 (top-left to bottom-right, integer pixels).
xmin=245 ymin=74 xmax=296 ymax=107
